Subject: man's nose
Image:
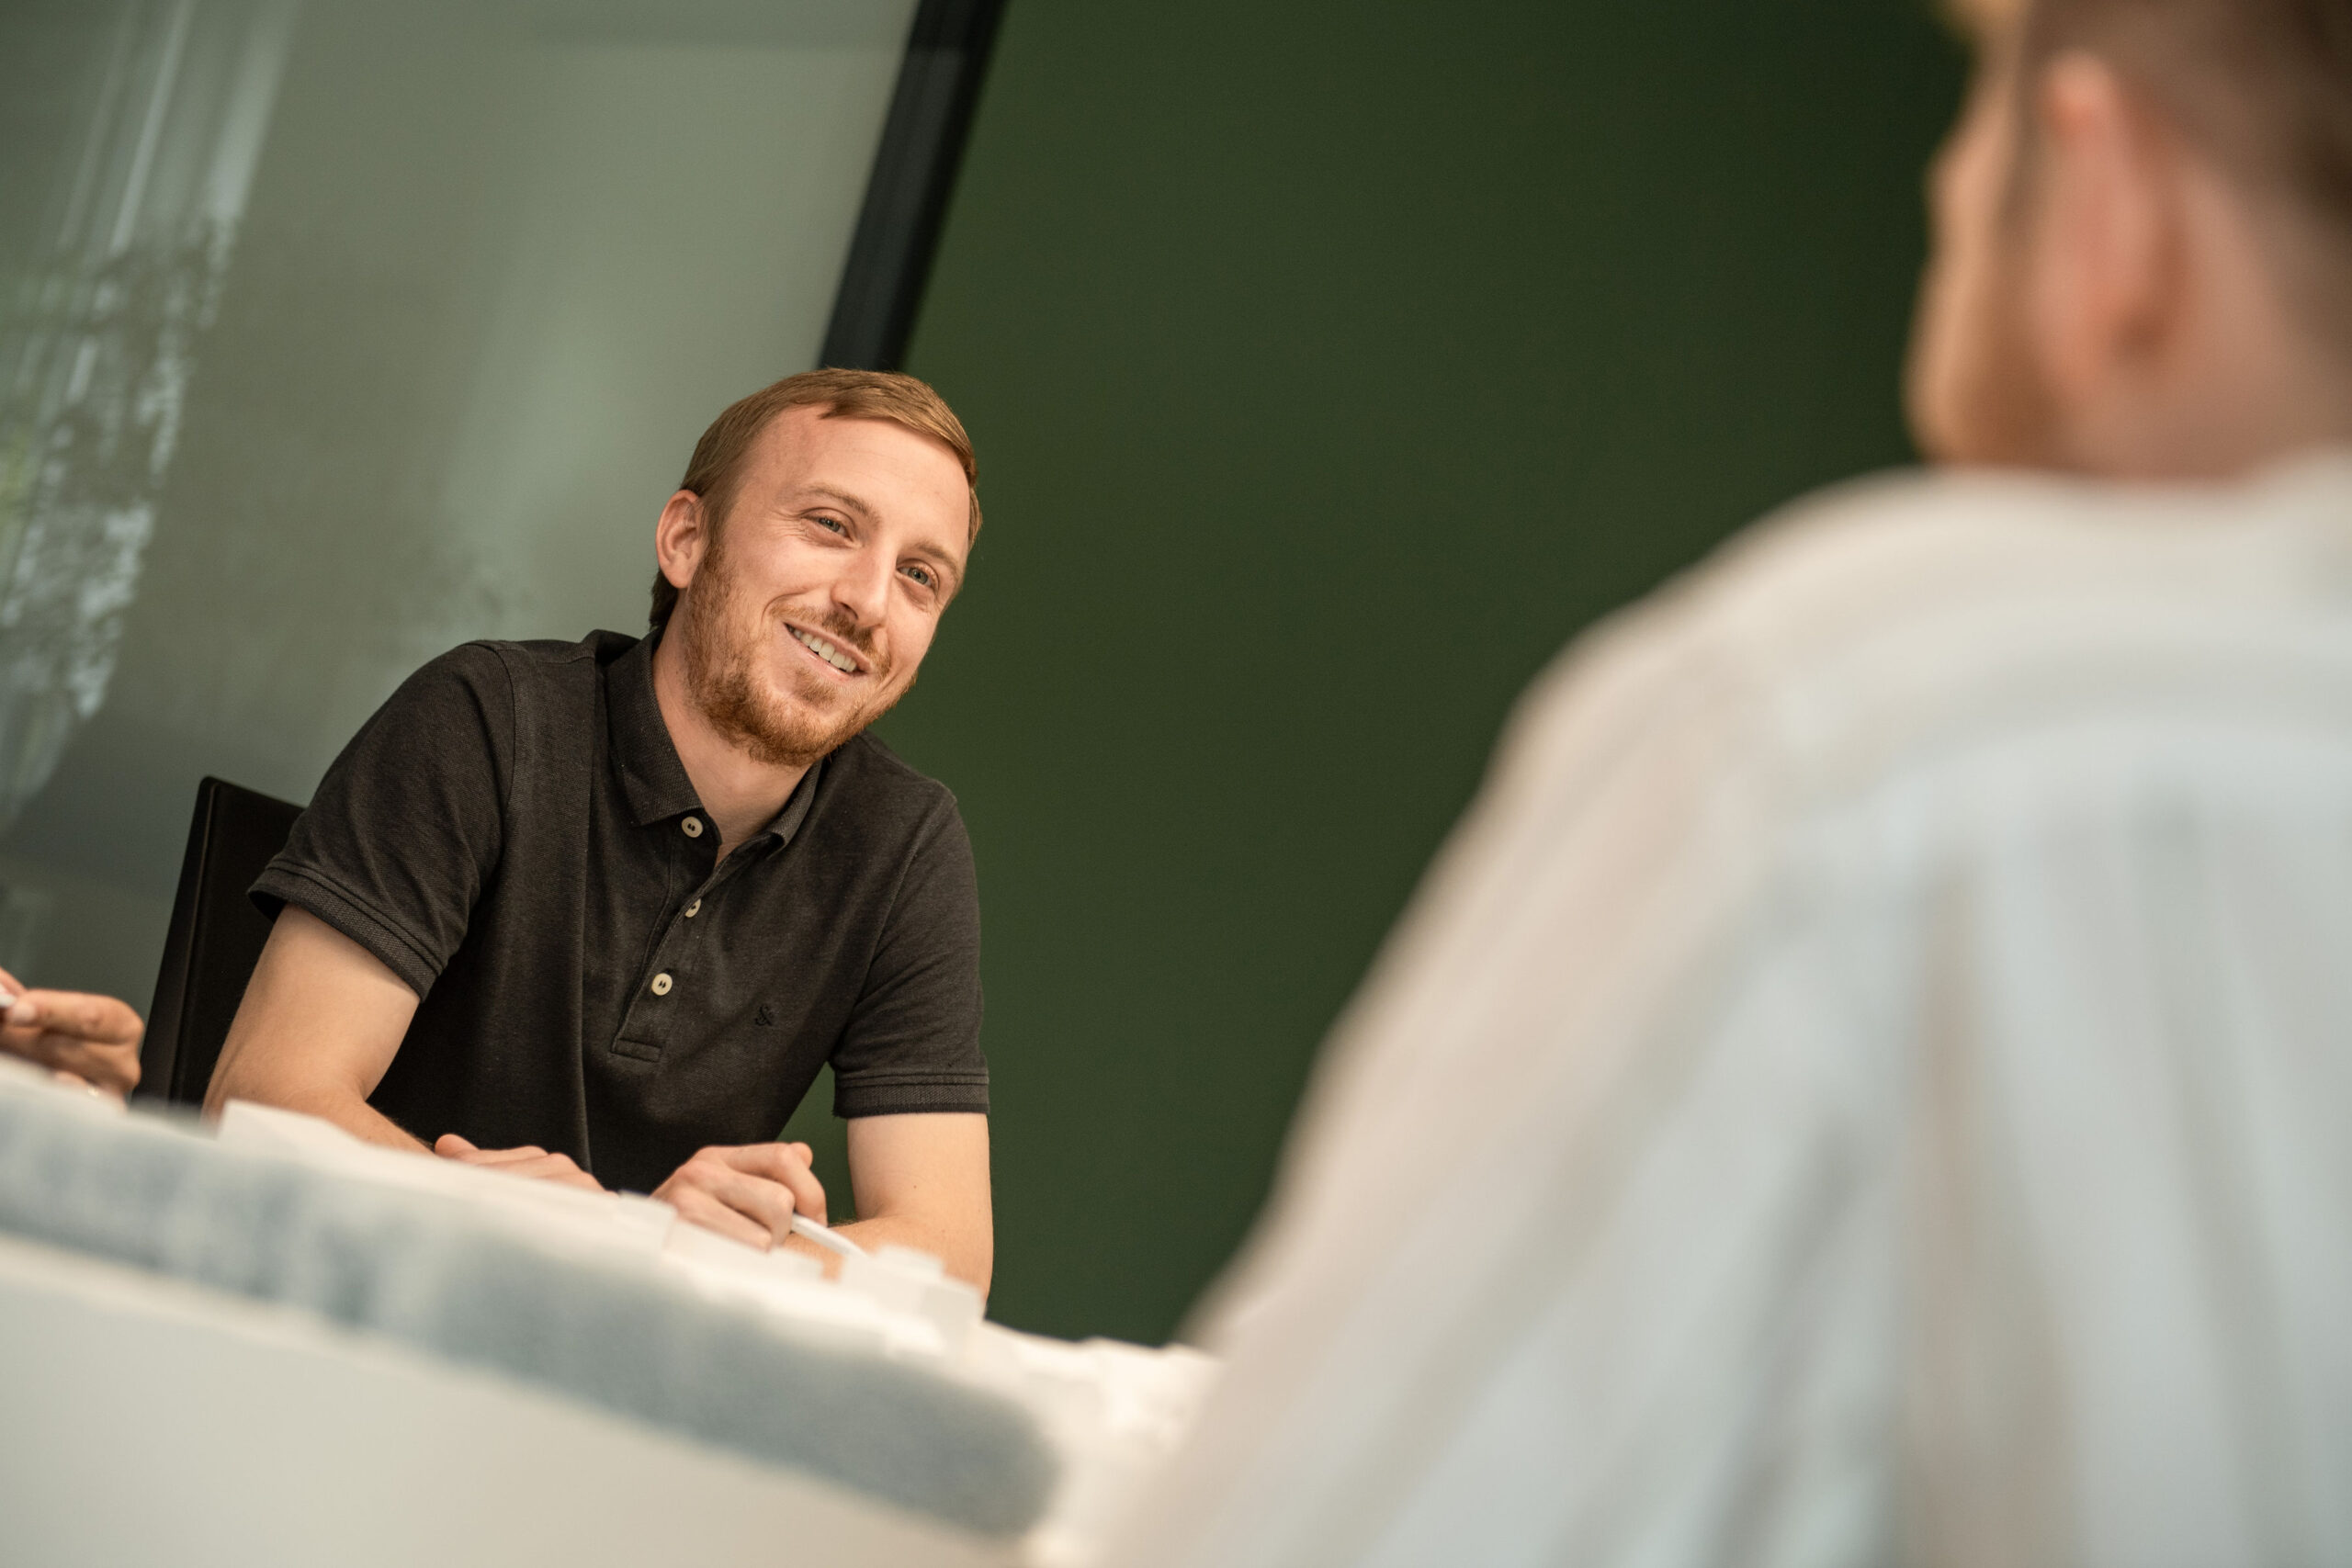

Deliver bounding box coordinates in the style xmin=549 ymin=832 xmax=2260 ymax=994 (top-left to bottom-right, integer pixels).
xmin=832 ymin=544 xmax=893 ymax=627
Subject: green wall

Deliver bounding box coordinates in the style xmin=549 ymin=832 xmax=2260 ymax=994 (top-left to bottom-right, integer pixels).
xmin=820 ymin=1 xmax=1962 ymax=1343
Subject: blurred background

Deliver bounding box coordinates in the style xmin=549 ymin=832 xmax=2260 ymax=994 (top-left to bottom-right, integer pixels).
xmin=0 ymin=0 xmax=1962 ymax=1345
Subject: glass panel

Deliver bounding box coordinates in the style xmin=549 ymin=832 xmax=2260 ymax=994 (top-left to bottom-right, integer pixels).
xmin=0 ymin=0 xmax=919 ymax=1003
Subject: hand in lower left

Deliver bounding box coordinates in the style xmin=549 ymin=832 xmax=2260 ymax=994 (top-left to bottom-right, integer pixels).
xmin=0 ymin=965 xmax=143 ymax=1100
xmin=434 ymin=1131 xmax=606 ymax=1192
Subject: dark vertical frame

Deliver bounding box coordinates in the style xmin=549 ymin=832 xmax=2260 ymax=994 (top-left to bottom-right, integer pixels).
xmin=820 ymin=0 xmax=1008 ymax=372
xmin=141 ymin=777 xmax=303 ymax=1108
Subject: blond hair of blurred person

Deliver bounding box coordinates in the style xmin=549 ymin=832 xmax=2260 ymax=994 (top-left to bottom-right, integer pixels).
xmin=1115 ymin=2 xmax=2352 ymax=1564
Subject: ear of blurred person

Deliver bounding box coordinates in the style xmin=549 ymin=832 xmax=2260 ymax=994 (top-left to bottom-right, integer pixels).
xmin=1113 ymin=3 xmax=2352 ymax=1564
xmin=0 ymin=966 xmax=142 ymax=1099
xmin=1909 ymin=0 xmax=2352 ymax=474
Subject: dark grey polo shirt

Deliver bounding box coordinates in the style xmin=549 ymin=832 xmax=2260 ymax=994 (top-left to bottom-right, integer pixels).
xmin=252 ymin=630 xmax=987 ymax=1195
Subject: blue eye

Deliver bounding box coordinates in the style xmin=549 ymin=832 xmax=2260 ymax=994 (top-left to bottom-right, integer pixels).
xmin=812 ymin=513 xmax=847 ymax=534
xmin=903 ymin=563 xmax=937 ymax=590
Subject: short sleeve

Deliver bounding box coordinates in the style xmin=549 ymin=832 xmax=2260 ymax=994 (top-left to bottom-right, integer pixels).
xmin=251 ymin=643 xmax=514 ymax=998
xmin=829 ymin=793 xmax=989 ymax=1118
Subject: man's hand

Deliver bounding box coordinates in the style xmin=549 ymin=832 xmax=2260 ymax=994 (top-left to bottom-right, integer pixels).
xmin=652 ymin=1142 xmax=827 ymax=1249
xmin=0 ymin=966 xmax=142 ymax=1100
xmin=434 ymin=1132 xmax=606 ymax=1192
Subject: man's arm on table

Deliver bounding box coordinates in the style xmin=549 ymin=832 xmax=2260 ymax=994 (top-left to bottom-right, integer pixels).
xmin=650 ymin=1112 xmax=993 ymax=1293
xmin=839 ymin=1111 xmax=991 ymax=1291
xmin=206 ymin=906 xmax=424 ymax=1149
xmin=218 ymin=911 xmax=992 ymax=1290
xmin=214 ymin=910 xmax=594 ymax=1190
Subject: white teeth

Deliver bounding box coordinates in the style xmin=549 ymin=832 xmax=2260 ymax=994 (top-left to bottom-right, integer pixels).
xmin=793 ymin=627 xmax=857 ymax=673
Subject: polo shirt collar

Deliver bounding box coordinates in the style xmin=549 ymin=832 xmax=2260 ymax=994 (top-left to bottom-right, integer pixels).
xmin=754 ymin=753 xmax=824 ymax=849
xmin=605 ymin=629 xmax=826 ymax=846
xmin=606 ymin=631 xmax=704 ymax=828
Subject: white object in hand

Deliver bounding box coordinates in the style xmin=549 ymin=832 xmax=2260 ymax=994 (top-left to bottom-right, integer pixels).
xmin=788 ymin=1211 xmax=865 ymax=1259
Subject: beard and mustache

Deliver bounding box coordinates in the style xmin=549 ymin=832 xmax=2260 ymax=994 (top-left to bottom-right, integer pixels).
xmin=672 ymin=532 xmax=910 ymax=769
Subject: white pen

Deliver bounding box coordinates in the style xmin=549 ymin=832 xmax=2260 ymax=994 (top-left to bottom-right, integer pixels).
xmin=788 ymin=1211 xmax=866 ymax=1259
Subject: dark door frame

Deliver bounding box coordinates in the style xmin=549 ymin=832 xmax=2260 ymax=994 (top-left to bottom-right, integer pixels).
xmin=820 ymin=0 xmax=1008 ymax=372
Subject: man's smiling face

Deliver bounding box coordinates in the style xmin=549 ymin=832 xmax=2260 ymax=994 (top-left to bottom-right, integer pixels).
xmin=669 ymin=404 xmax=971 ymax=766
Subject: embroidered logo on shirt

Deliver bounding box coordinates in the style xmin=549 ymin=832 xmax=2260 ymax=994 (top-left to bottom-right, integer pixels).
xmin=754 ymin=1003 xmax=777 ymax=1027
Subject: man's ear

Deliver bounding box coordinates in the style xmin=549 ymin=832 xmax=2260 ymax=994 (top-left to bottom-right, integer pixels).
xmin=2028 ymin=51 xmax=2184 ymax=401
xmin=654 ymin=490 xmax=709 ymax=593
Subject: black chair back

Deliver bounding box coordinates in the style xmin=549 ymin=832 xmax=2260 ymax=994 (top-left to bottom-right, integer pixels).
xmin=140 ymin=777 xmax=302 ymax=1108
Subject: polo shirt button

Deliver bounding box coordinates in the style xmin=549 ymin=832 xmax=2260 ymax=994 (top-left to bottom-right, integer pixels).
xmin=650 ymin=972 xmax=674 ymax=996
xmin=682 ymin=817 xmax=704 ymax=839
xmin=684 ymin=897 xmax=701 ymax=919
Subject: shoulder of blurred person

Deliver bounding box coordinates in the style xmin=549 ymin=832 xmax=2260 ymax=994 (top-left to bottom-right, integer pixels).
xmin=1519 ymin=451 xmax=2352 ymax=787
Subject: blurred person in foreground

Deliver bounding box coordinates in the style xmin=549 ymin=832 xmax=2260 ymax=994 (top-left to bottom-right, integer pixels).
xmin=1116 ymin=1 xmax=2352 ymax=1563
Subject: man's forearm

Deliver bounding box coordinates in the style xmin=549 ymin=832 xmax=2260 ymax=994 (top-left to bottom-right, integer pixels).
xmin=827 ymin=1213 xmax=991 ymax=1295
xmin=651 ymin=1126 xmax=993 ymax=1289
xmin=770 ymin=1212 xmax=990 ymax=1291
xmin=838 ymin=1111 xmax=993 ymax=1293
xmin=214 ymin=1072 xmax=428 ymax=1154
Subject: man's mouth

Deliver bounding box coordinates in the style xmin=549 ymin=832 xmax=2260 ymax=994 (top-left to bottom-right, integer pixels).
xmin=788 ymin=625 xmax=864 ymax=676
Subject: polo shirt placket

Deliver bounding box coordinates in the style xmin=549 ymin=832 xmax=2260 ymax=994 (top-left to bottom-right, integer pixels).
xmin=609 ymin=771 xmax=821 ymax=1066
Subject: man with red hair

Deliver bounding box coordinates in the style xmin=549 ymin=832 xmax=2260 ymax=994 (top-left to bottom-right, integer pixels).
xmin=212 ymin=370 xmax=996 ymax=1289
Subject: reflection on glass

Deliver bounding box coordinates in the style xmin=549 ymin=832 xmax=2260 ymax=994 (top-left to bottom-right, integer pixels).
xmin=0 ymin=0 xmax=919 ymax=1002
xmin=0 ymin=0 xmax=295 ymax=828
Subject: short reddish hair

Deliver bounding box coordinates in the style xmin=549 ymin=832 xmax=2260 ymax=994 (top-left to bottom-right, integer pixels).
xmin=1948 ymin=0 xmax=2352 ymax=358
xmin=650 ymin=368 xmax=980 ymax=633
xmin=2011 ymin=0 xmax=2352 ymax=236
